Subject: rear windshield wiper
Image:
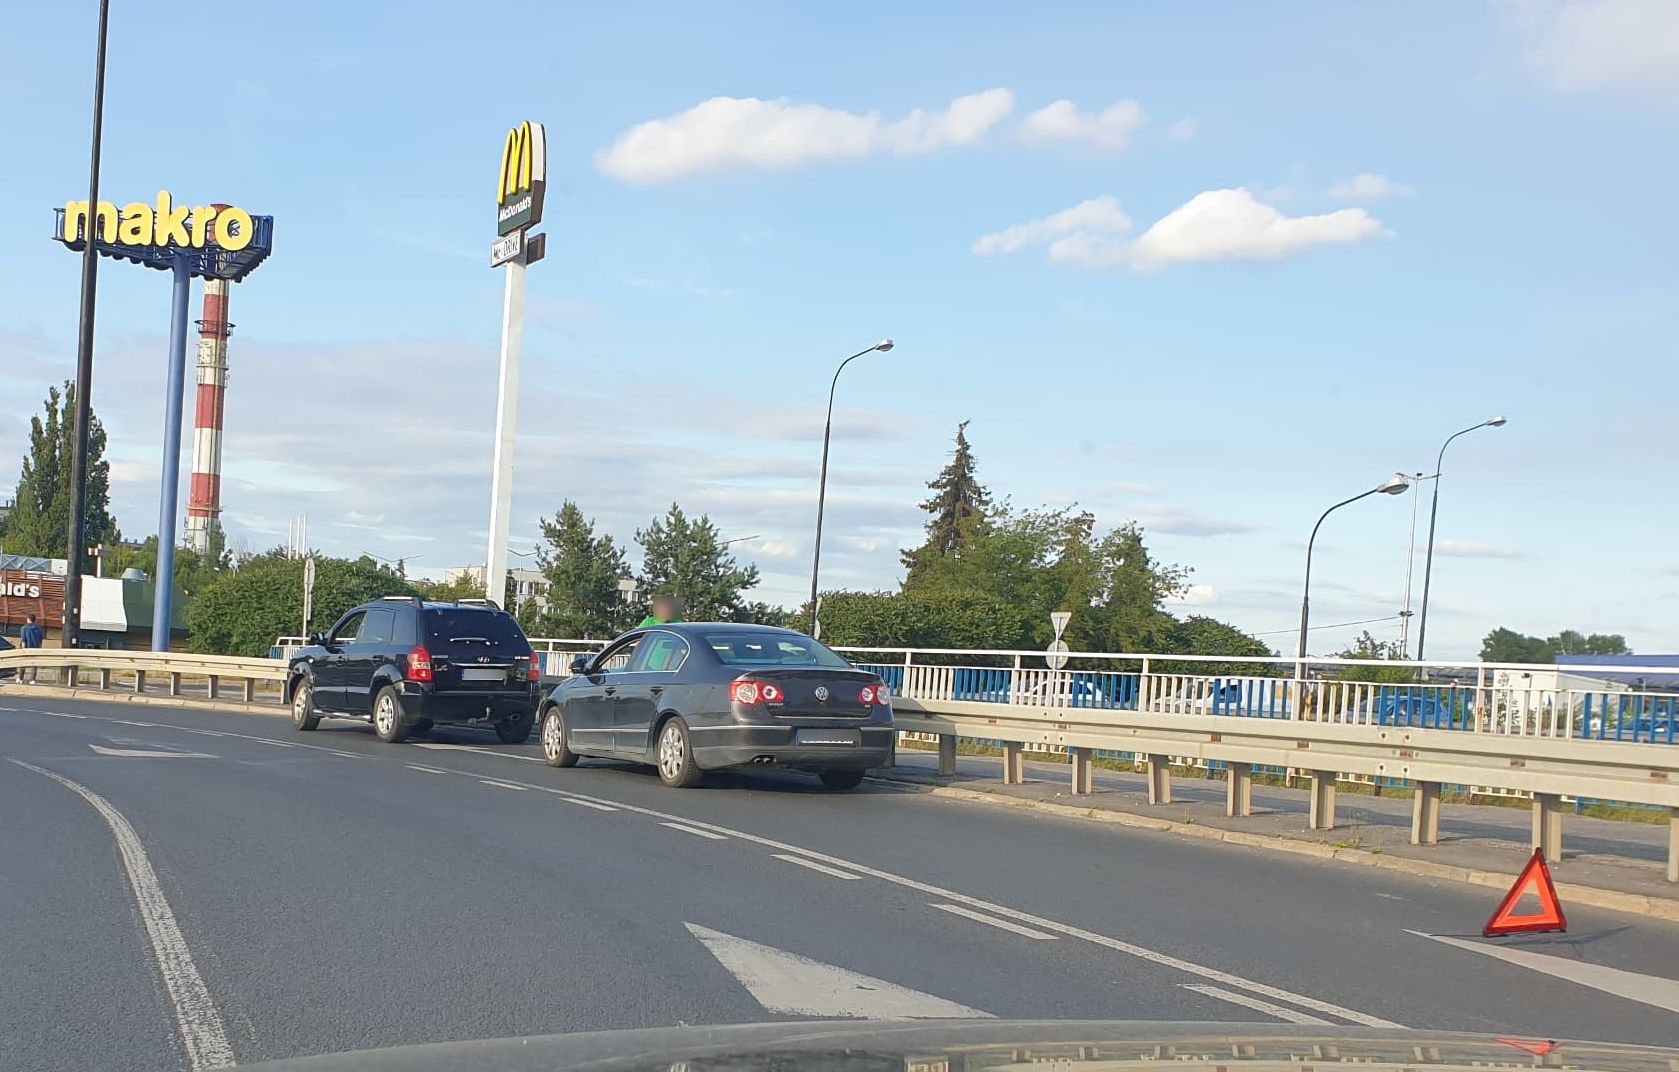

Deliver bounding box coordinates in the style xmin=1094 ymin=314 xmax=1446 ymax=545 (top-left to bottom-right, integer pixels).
xmin=449 ymin=636 xmax=492 ymax=644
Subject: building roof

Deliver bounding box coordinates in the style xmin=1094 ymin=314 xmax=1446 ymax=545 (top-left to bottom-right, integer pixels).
xmin=1555 ymin=654 xmax=1679 ymax=689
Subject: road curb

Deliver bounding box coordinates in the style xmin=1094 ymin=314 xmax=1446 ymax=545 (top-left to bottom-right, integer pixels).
xmin=872 ymin=775 xmax=1679 ymax=923
xmin=0 ymin=684 xmax=285 ymax=718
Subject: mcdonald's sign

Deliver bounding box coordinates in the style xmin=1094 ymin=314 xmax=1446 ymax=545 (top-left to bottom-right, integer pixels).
xmin=497 ymin=121 xmax=547 ymax=237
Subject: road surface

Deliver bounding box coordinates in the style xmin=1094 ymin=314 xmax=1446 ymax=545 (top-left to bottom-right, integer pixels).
xmin=4 ymin=692 xmax=1678 ymax=1070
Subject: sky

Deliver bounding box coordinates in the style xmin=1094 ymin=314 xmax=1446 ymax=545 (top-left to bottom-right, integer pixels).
xmin=1 ymin=1 xmax=1676 ymax=659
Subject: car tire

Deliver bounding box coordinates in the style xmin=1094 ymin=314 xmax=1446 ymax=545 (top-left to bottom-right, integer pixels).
xmin=372 ymin=686 xmax=407 ymax=743
xmin=290 ymin=679 xmax=321 ymax=731
xmin=495 ymin=711 xmax=533 ymax=744
xmin=541 ymin=706 xmax=579 ymax=768
xmin=655 ymin=717 xmax=702 ymax=788
xmin=408 ymin=719 xmax=432 ymax=737
xmin=818 ymin=769 xmax=866 ymax=790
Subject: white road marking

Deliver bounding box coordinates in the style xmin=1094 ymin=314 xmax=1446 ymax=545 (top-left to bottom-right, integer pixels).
xmin=685 ymin=922 xmax=990 ymax=1019
xmin=1412 ymin=931 xmax=1679 ymax=1015
xmin=661 ymin=821 xmax=728 ymax=840
xmin=408 ymin=768 xmax=1400 ymax=1028
xmin=554 ymin=795 xmax=619 ymax=812
xmin=89 ymin=745 xmax=214 ymax=759
xmin=412 ymin=741 xmax=542 ymax=761
xmin=325 ymin=751 xmax=361 ymax=759
xmin=931 ymin=903 xmax=1058 ymax=940
xmin=479 ymin=778 xmax=529 ymax=791
xmin=251 ymin=738 xmax=295 ymax=748
xmin=110 ymin=719 xmax=157 ymax=727
xmin=9 ymin=760 xmax=236 ymax=1069
xmin=184 ymin=730 xmax=227 ymax=737
xmin=407 ymin=764 xmax=449 ymax=774
xmin=773 ymin=854 xmax=861 ymax=880
xmin=42 ymin=711 xmax=89 ymax=718
xmin=1180 ymin=983 xmax=1333 ymax=1025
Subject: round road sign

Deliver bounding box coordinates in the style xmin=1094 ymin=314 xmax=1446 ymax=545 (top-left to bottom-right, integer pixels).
xmin=1045 ymin=639 xmax=1070 ymax=670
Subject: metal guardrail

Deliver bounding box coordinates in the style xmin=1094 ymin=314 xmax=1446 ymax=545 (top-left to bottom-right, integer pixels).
xmin=0 ymin=648 xmax=285 ymax=704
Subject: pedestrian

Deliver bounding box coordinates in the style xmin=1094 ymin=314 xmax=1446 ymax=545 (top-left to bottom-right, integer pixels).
xmin=637 ymin=594 xmax=683 ymax=629
xmin=20 ymin=613 xmax=44 ymax=684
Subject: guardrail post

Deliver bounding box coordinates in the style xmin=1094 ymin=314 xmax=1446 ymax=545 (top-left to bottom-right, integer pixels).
xmin=1070 ymin=747 xmax=1093 ymax=795
xmin=169 ymin=672 xmax=182 ymax=697
xmin=134 ymin=670 xmax=146 ymax=693
xmin=1308 ymin=771 xmax=1337 ymax=830
xmin=1003 ymin=742 xmax=1026 ymax=784
xmin=938 ymin=734 xmax=957 ymax=776
xmin=1668 ymin=808 xmax=1678 ymax=884
xmin=98 ymin=667 xmax=111 ymax=689
xmin=1411 ymin=781 xmax=1441 ymax=844
xmin=65 ymin=663 xmax=79 ymax=688
xmin=243 ymin=678 xmax=257 ymax=703
xmin=1226 ymin=762 xmax=1252 ymax=817
xmin=208 ymin=675 xmax=220 ymax=700
xmin=1145 ymin=755 xmax=1171 ymax=805
xmin=1531 ymin=792 xmax=1563 ymax=862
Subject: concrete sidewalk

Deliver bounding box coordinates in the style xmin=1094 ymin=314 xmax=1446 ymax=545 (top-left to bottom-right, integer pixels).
xmin=882 ymin=745 xmax=1679 ymax=917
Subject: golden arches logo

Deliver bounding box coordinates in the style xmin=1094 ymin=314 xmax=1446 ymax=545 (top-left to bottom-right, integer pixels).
xmin=498 ymin=121 xmax=546 ymax=205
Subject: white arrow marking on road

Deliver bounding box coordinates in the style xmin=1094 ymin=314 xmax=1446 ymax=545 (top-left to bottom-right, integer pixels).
xmin=685 ymin=922 xmax=990 ymax=1019
xmin=89 ymin=745 xmax=214 ymax=759
xmin=1412 ymin=931 xmax=1679 ymax=1014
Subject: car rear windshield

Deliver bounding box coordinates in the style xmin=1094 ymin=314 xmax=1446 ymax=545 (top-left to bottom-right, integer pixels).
xmin=423 ymin=608 xmax=529 ymax=650
xmin=702 ymin=631 xmax=853 ymax=668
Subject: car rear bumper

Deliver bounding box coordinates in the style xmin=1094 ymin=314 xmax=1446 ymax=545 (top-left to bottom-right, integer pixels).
xmin=400 ymin=683 xmax=536 ymax=724
xmin=690 ymin=724 xmax=894 ymax=771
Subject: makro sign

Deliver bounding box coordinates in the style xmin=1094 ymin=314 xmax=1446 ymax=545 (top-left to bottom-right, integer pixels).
xmin=61 ymin=191 xmax=255 ymax=252
xmin=497 ymin=121 xmax=546 ymax=236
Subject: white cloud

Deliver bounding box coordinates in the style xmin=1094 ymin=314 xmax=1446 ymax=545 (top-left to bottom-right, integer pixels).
xmin=1435 ymin=539 xmax=1528 ymax=560
xmin=1328 ymin=172 xmax=1414 ymax=200
xmin=1509 ymin=0 xmax=1679 ymax=99
xmin=1167 ymin=584 xmax=1218 ymax=606
xmin=596 ymin=88 xmax=1014 ymax=184
xmin=1166 ymin=117 xmax=1198 ymax=141
xmin=971 ymin=196 xmax=1131 ymax=256
xmin=1134 ymin=506 xmax=1257 ymax=538
xmin=977 ymin=188 xmax=1388 ymax=270
xmin=1019 ymin=99 xmax=1147 ymax=150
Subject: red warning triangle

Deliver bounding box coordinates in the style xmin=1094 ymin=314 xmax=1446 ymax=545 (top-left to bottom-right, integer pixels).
xmin=1497 ymin=1039 xmax=1559 ymax=1057
xmin=1483 ymin=848 xmax=1567 ymax=937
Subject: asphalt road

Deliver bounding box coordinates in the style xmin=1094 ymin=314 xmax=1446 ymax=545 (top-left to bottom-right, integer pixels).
xmin=4 ymin=691 xmax=1679 ymax=1071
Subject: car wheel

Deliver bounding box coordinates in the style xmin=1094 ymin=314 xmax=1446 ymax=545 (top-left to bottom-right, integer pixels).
xmin=818 ymin=769 xmax=866 ymax=790
xmin=655 ymin=717 xmax=702 ymax=788
xmin=495 ymin=710 xmax=533 ymax=744
xmin=541 ymin=706 xmax=578 ymax=768
xmin=408 ymin=719 xmax=432 ymax=737
xmin=372 ymin=686 xmax=407 ymax=743
xmin=291 ymin=680 xmax=321 ymax=731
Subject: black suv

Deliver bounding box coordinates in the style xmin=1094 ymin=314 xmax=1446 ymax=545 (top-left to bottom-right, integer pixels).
xmin=286 ymin=597 xmax=541 ymax=743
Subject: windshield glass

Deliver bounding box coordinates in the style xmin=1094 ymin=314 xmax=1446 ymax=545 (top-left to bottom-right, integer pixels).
xmin=704 ymin=631 xmax=853 ymax=668
xmin=423 ymin=608 xmax=528 ymax=649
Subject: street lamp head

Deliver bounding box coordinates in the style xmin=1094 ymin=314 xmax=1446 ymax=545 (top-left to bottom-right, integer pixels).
xmin=1376 ymin=473 xmax=1411 ymax=495
xmin=1485 ymin=415 xmax=1508 ymax=428
xmin=874 ymin=338 xmax=894 ymax=353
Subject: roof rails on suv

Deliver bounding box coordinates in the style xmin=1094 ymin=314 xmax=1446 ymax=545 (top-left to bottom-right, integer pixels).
xmin=379 ymin=595 xmax=423 ymax=605
xmin=454 ymin=598 xmax=502 ymax=611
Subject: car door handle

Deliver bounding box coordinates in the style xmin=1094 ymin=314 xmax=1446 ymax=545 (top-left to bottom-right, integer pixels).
xmin=604 ymin=686 xmax=618 ymax=696
xmin=650 ymin=686 xmax=664 ymax=696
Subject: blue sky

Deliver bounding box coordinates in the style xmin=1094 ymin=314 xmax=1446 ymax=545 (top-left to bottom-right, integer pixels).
xmin=2 ymin=1 xmax=1676 ymax=657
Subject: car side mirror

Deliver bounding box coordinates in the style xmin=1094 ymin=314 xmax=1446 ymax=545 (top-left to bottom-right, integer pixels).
xmin=569 ymin=654 xmax=593 ymax=675
xmin=308 ymin=632 xmax=326 ymax=647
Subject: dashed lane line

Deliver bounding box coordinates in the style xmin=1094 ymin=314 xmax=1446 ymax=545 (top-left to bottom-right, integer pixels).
xmin=8 ymin=760 xmax=236 ymax=1069
xmin=772 ymin=854 xmax=861 ymax=880
xmin=1180 ymin=983 xmax=1333 ymax=1025
xmin=661 ymin=821 xmax=729 ymax=841
xmin=479 ymin=779 xmax=530 ymax=791
xmin=931 ymin=903 xmax=1058 ymax=940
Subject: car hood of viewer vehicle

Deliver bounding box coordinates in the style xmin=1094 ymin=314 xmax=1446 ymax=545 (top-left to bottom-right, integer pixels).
xmin=239 ymin=1020 xmax=1677 ymax=1072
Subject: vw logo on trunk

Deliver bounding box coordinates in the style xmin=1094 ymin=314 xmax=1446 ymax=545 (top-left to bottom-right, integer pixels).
xmin=814 ymin=686 xmax=830 ymax=702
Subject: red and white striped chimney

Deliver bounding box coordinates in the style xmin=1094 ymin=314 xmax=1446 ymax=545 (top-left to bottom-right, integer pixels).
xmin=185 ymin=262 xmax=232 ymax=555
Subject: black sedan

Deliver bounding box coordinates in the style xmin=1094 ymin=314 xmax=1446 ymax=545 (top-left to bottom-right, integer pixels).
xmin=538 ymin=623 xmax=894 ymax=789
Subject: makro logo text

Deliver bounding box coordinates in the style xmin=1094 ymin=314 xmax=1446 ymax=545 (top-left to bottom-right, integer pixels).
xmin=62 ymin=191 xmax=254 ymax=252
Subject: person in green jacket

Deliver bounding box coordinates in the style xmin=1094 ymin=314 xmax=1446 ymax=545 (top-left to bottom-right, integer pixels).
xmin=637 ymin=594 xmax=683 ymax=630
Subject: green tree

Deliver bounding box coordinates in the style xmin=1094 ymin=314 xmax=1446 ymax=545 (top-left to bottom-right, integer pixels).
xmin=3 ymin=381 xmax=118 ymax=556
xmin=812 ymin=589 xmax=1024 ymax=651
xmin=1547 ymin=629 xmax=1630 ymax=657
xmin=1162 ymin=615 xmax=1277 ymax=676
xmin=187 ymin=552 xmax=419 ymax=657
xmin=902 ymin=421 xmax=991 ymax=581
xmin=1336 ymin=629 xmax=1413 ymax=684
xmin=414 ymin=572 xmax=487 ymax=604
xmin=1480 ymin=627 xmax=1553 ymax=663
xmin=635 ymin=503 xmax=761 ymax=621
xmin=527 ymin=501 xmax=632 ymax=638
xmin=1076 ymin=522 xmax=1191 ymax=654
xmin=103 ymin=534 xmax=228 ymax=599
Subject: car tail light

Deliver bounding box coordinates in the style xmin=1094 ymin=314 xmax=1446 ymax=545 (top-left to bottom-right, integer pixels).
xmin=860 ymin=683 xmax=890 ymax=706
xmin=527 ymin=653 xmax=543 ymax=683
xmin=730 ymin=681 xmax=760 ymax=705
xmin=407 ymin=645 xmax=434 ymax=683
xmin=760 ymin=683 xmax=784 ymax=704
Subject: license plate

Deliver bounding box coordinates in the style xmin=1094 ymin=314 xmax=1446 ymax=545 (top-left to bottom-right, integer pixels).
xmin=461 ymin=668 xmax=505 ymax=682
xmin=795 ymin=728 xmax=860 ymax=746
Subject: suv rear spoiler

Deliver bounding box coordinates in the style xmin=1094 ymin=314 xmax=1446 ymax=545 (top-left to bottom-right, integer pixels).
xmin=455 ymin=597 xmax=503 ymax=611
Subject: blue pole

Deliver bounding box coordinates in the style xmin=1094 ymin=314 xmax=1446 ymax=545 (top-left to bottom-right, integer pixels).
xmin=151 ymin=255 xmax=192 ymax=651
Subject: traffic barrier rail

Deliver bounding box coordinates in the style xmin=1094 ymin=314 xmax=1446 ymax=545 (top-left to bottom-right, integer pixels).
xmin=0 ymin=647 xmax=287 ymax=704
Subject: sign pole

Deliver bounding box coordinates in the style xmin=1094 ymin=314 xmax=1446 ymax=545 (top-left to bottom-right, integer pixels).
xmin=151 ymin=255 xmax=193 ymax=651
xmin=484 ymin=258 xmax=526 ymax=609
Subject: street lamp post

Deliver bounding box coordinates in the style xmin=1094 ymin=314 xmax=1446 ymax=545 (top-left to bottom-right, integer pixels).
xmin=61 ymin=0 xmax=112 ymax=648
xmin=1297 ymin=474 xmax=1411 ymax=660
xmin=1414 ymin=417 xmax=1507 ymax=660
xmin=808 ymin=339 xmax=893 ymax=635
